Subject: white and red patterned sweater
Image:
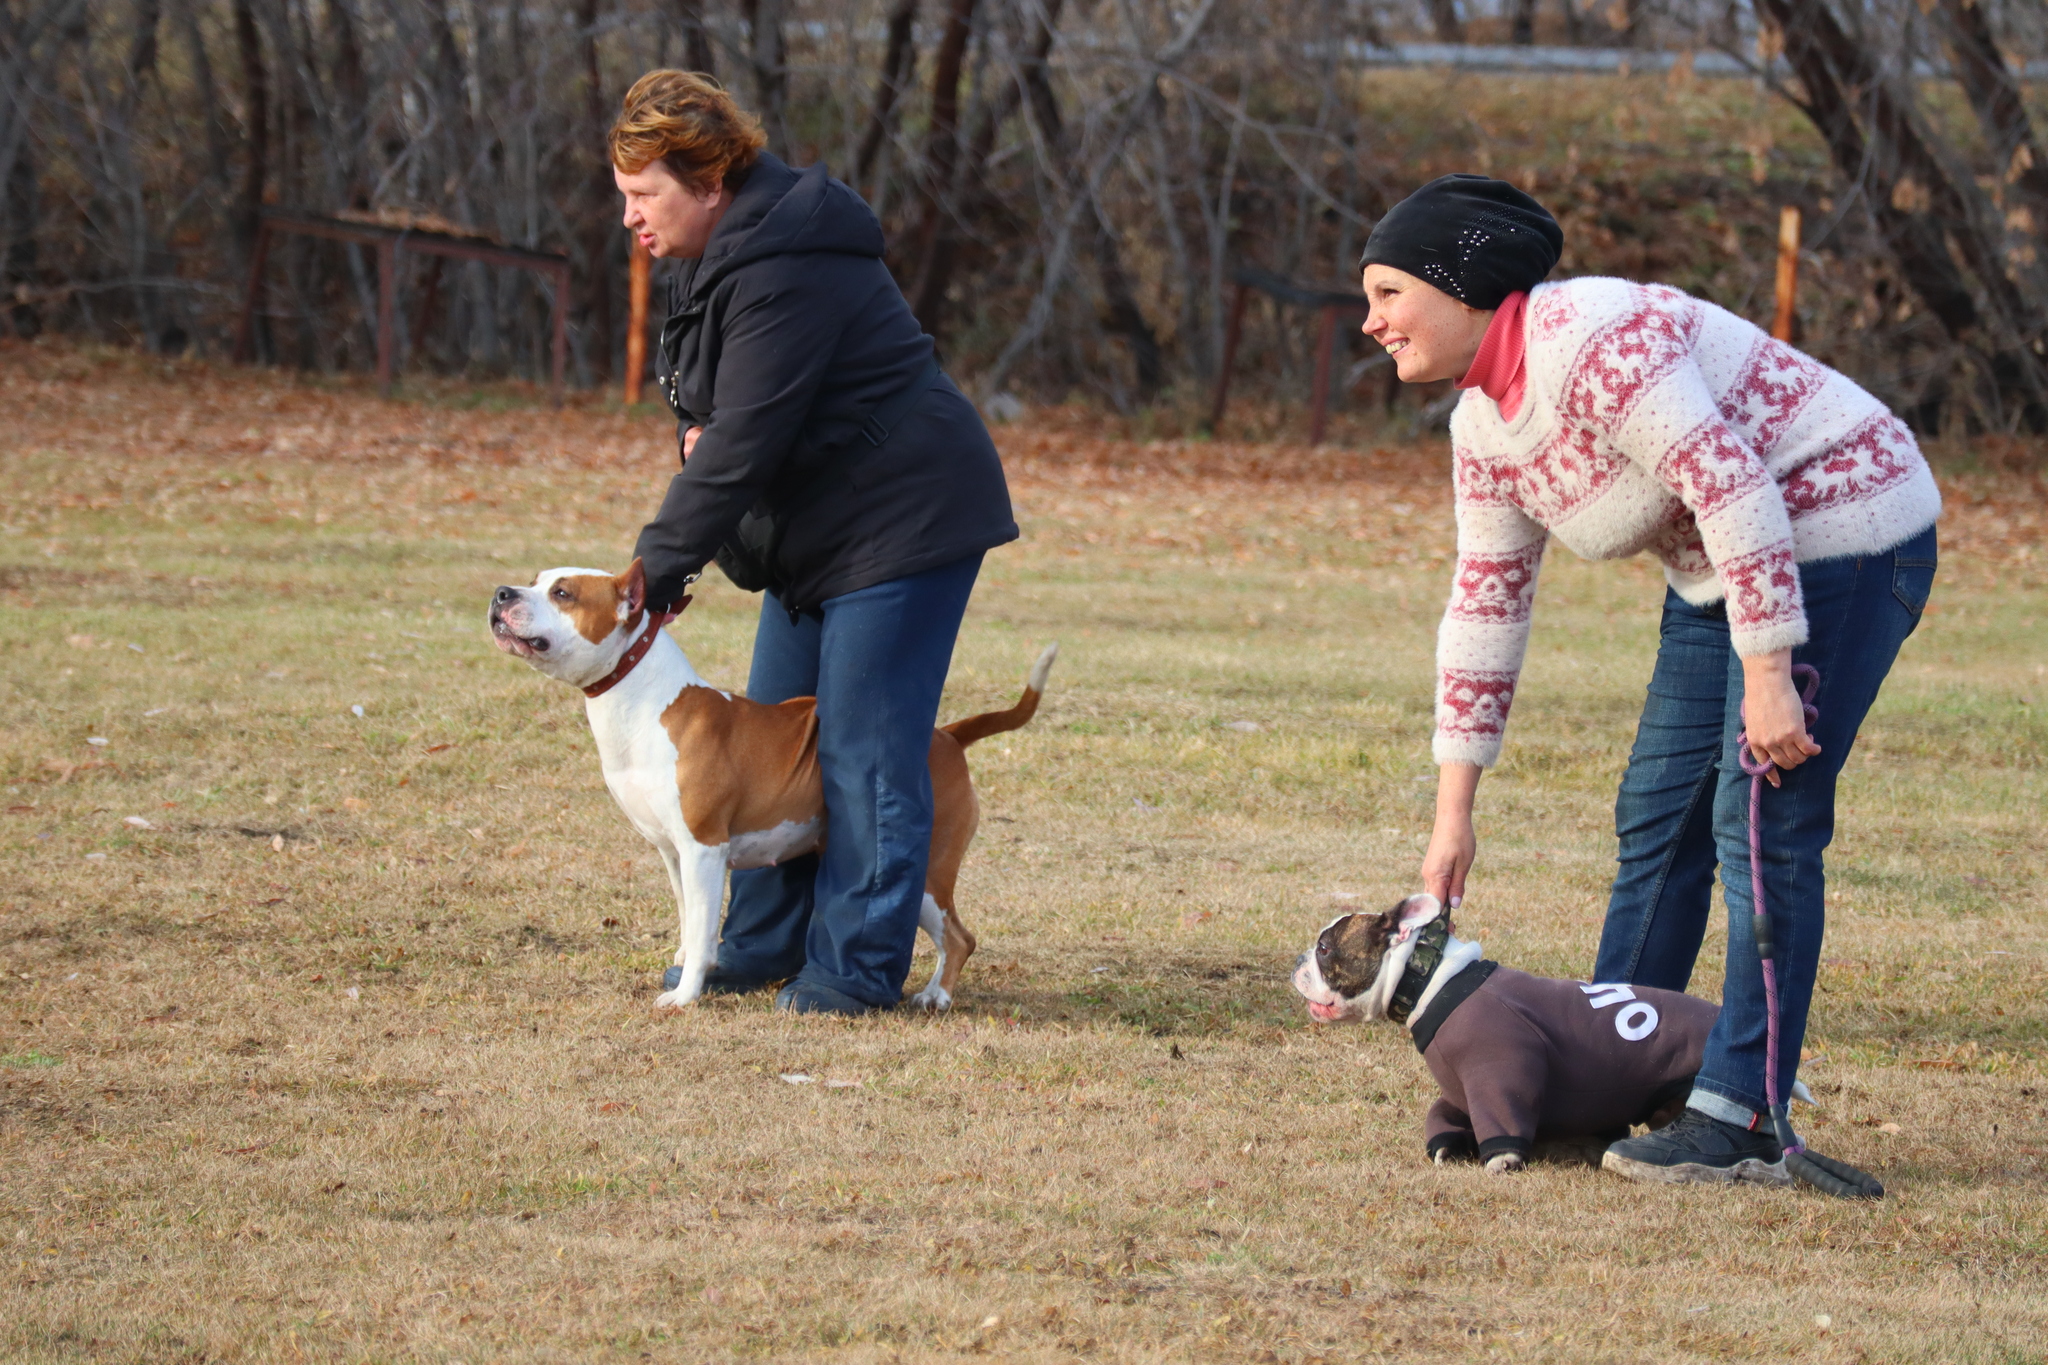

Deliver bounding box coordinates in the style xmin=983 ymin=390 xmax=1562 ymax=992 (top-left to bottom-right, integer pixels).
xmin=1435 ymin=276 xmax=1941 ymax=768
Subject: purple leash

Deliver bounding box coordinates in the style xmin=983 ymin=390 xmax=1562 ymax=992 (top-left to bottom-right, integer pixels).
xmin=1736 ymin=663 xmax=1883 ymax=1199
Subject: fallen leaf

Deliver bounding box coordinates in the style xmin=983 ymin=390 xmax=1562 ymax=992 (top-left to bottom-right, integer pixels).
xmin=270 ymin=833 xmax=284 ymax=852
xmin=1877 ymin=1122 xmax=1902 ymax=1134
xmin=122 ymin=815 xmax=153 ymax=830
xmin=425 ymin=743 xmax=455 ymax=754
xmin=779 ymin=1073 xmax=815 ymax=1085
xmin=86 ymin=736 xmax=109 ymax=747
xmin=824 ymin=1078 xmax=862 ymax=1089
xmin=342 ymin=798 xmax=368 ymax=811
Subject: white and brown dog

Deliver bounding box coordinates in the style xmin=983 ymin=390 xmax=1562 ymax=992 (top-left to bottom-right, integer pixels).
xmin=1293 ymin=894 xmax=1738 ymax=1173
xmin=488 ymin=559 xmax=1055 ymax=1010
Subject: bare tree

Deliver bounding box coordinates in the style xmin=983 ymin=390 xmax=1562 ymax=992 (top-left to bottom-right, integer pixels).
xmin=854 ymin=0 xmax=917 ymax=189
xmin=10 ymin=0 xmax=2043 ymax=424
xmin=668 ymin=0 xmax=717 ymax=75
xmin=1427 ymin=0 xmax=1463 ymax=43
xmin=1 ymin=0 xmax=85 ymax=337
xmin=580 ymin=0 xmax=614 ymax=383
xmin=741 ymin=0 xmax=789 ymax=157
xmin=1754 ymin=0 xmax=2048 ymax=428
xmin=905 ymin=0 xmax=979 ymax=335
xmin=1937 ymin=0 xmax=2048 ymax=221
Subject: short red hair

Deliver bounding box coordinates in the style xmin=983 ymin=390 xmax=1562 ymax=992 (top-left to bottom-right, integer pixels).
xmin=609 ymin=70 xmax=767 ymax=190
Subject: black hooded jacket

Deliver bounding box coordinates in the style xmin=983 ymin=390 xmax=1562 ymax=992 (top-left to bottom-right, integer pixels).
xmin=634 ymin=153 xmax=1018 ymax=612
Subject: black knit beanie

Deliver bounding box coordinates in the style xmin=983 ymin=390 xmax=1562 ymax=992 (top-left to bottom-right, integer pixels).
xmin=1359 ymin=174 xmax=1563 ymax=310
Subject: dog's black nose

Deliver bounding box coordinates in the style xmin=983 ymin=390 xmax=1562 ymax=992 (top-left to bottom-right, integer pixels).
xmin=493 ymin=586 xmax=519 ymax=606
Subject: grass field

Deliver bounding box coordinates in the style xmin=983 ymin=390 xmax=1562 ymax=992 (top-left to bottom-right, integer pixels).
xmin=3 ymin=340 xmax=2045 ymax=1364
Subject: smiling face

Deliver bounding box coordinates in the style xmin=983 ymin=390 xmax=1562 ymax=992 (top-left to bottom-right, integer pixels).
xmin=615 ymin=159 xmax=733 ymax=259
xmin=1361 ymin=264 xmax=1495 ymax=385
xmin=488 ymin=561 xmax=647 ymax=689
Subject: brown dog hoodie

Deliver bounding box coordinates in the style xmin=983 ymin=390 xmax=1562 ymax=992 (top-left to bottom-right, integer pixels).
xmin=1413 ymin=962 xmax=1718 ymax=1164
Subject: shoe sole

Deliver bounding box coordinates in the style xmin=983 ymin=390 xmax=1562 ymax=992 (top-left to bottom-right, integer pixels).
xmin=1602 ymin=1149 xmax=1792 ymax=1187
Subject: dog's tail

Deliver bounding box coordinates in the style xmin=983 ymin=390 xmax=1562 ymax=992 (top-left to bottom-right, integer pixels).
xmin=942 ymin=643 xmax=1059 ymax=749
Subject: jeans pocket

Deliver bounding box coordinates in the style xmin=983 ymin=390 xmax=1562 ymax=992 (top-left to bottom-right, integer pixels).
xmin=1892 ymin=557 xmax=1936 ymax=617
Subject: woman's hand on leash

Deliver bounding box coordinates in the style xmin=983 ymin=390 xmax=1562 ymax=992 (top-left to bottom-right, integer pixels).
xmin=682 ymin=424 xmax=703 ymax=461
xmin=1423 ymin=763 xmax=1483 ymax=909
xmin=1742 ymin=651 xmax=1821 ymax=787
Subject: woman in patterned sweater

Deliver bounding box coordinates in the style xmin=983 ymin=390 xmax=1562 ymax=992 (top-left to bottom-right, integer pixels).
xmin=1362 ymin=175 xmax=1941 ymax=1186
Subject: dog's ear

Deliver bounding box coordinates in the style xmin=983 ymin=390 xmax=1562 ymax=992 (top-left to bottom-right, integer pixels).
xmin=616 ymin=558 xmax=647 ymax=619
xmin=1390 ymin=893 xmax=1441 ymax=943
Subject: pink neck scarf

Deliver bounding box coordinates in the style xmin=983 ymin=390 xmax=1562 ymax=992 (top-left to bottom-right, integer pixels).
xmin=1456 ymin=290 xmax=1529 ymax=421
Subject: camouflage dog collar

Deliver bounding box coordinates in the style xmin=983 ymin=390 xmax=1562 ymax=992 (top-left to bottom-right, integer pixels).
xmin=1385 ymin=916 xmax=1451 ymax=1026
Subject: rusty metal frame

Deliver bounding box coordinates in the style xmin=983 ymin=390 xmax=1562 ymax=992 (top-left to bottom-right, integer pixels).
xmin=233 ymin=207 xmax=572 ymax=405
xmin=1208 ymin=266 xmax=1371 ymax=446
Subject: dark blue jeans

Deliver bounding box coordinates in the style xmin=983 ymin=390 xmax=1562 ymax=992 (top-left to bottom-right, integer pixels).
xmin=717 ymin=554 xmax=983 ymax=1006
xmin=1592 ymin=527 xmax=1937 ymax=1126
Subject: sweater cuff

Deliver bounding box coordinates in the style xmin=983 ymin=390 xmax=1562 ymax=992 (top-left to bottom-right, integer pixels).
xmin=1729 ymin=617 xmax=1809 ymax=659
xmin=1433 ymin=731 xmax=1503 ymax=769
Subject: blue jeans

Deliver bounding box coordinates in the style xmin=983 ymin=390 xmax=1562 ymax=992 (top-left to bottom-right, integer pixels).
xmin=717 ymin=554 xmax=983 ymax=1006
xmin=1592 ymin=527 xmax=1937 ymax=1126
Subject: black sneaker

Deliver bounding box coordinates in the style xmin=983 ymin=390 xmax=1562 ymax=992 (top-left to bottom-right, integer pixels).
xmin=664 ymin=964 xmax=781 ymax=997
xmin=1602 ymin=1107 xmax=1790 ymax=1186
xmin=774 ymin=978 xmax=888 ymax=1017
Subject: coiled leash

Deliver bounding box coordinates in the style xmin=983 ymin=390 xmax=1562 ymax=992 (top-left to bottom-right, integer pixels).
xmin=1737 ymin=663 xmax=1884 ymax=1199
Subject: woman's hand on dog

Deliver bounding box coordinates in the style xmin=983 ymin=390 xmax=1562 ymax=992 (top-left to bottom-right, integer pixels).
xmin=1741 ymin=650 xmax=1821 ymax=787
xmin=1423 ymin=763 xmax=1482 ymax=909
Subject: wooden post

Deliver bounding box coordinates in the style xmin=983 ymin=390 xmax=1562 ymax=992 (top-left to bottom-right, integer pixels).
xmin=1772 ymin=205 xmax=1802 ymax=343
xmin=550 ymin=262 xmax=569 ymax=408
xmin=625 ymin=237 xmax=650 ymax=405
xmin=232 ymin=221 xmax=271 ymax=364
xmin=411 ymin=256 xmax=446 ymax=362
xmin=1309 ymin=303 xmax=1339 ymax=446
xmin=1207 ymin=281 xmax=1249 ymax=433
xmin=375 ymin=237 xmax=397 ymax=398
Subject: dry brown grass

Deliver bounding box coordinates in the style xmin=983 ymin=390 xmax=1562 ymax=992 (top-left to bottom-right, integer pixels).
xmin=2 ymin=340 xmax=2045 ymax=1364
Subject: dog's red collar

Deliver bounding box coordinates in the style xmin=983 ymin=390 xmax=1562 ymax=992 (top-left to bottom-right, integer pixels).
xmin=582 ymin=599 xmax=686 ymax=699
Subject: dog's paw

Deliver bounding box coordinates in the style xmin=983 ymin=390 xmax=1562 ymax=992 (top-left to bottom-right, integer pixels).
xmin=653 ymin=988 xmax=700 ymax=1010
xmin=910 ymin=985 xmax=952 ymax=1011
xmin=1483 ymin=1151 xmax=1526 ymax=1174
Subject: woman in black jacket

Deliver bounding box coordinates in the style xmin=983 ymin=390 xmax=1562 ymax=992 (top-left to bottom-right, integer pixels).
xmin=611 ymin=71 xmax=1018 ymax=1015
